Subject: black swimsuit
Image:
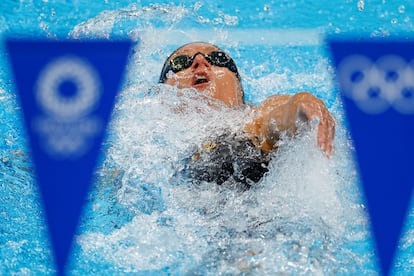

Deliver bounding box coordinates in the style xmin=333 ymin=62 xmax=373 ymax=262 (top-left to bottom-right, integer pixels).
xmin=184 ymin=132 xmax=271 ymax=190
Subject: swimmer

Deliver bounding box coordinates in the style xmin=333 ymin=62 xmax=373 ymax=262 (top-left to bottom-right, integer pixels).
xmin=159 ymin=42 xmax=335 ymax=187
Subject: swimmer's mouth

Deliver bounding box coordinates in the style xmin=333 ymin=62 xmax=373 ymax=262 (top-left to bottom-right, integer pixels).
xmin=193 ymin=74 xmax=210 ymax=86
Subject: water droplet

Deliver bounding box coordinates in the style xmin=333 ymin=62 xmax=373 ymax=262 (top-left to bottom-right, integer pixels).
xmin=357 ymin=0 xmax=365 ymax=11
xmin=223 ymin=14 xmax=238 ymax=26
xmin=193 ymin=2 xmax=203 ymax=12
xmin=398 ymin=5 xmax=406 ymax=13
xmin=213 ymin=17 xmax=223 ymax=25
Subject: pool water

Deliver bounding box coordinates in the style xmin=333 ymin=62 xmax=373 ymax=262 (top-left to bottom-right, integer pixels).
xmin=1 ymin=0 xmax=414 ymax=275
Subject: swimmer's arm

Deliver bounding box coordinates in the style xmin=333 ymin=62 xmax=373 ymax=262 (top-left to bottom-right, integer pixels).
xmin=245 ymin=92 xmax=335 ymax=156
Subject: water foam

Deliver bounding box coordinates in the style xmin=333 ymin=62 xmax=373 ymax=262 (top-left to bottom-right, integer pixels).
xmin=73 ymin=80 xmax=367 ymax=274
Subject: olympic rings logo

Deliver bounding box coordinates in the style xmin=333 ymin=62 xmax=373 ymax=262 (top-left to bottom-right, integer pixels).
xmin=36 ymin=56 xmax=101 ymax=121
xmin=337 ymin=54 xmax=414 ymax=114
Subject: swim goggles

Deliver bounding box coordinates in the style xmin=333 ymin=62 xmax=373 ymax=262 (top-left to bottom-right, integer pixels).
xmin=159 ymin=51 xmax=241 ymax=83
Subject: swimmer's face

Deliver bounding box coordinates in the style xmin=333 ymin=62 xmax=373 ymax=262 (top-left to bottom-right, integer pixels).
xmin=163 ymin=43 xmax=244 ymax=107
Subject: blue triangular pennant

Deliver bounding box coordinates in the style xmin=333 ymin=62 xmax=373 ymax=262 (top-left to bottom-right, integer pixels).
xmin=328 ymin=39 xmax=414 ymax=275
xmin=6 ymin=39 xmax=133 ymax=274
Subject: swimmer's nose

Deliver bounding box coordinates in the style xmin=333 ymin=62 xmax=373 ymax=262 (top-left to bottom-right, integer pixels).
xmin=191 ymin=53 xmax=211 ymax=70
